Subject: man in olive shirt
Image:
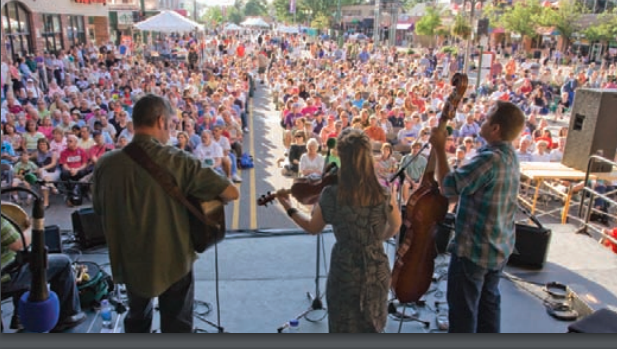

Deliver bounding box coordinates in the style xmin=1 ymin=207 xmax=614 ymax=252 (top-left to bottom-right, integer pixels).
xmin=93 ymin=94 xmax=239 ymax=333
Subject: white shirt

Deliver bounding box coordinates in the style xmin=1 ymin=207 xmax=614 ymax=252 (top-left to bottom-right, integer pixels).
xmin=194 ymin=141 xmax=223 ymax=168
xmin=299 ymin=153 xmax=325 ymax=177
xmin=531 ymin=151 xmax=551 ymax=162
xmin=213 ymin=135 xmax=231 ymax=153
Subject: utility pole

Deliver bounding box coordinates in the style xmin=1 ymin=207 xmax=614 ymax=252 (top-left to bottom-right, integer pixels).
xmin=194 ymin=0 xmax=197 ymax=22
xmin=337 ymin=0 xmax=342 ymax=44
xmin=140 ymin=0 xmax=145 ymax=16
xmin=373 ymin=0 xmax=380 ymax=44
xmin=464 ymin=0 xmax=476 ymax=74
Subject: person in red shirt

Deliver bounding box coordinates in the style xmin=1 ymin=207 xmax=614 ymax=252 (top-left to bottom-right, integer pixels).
xmin=59 ymin=135 xmax=91 ymax=181
xmin=602 ymin=227 xmax=617 ymax=253
xmin=59 ymin=135 xmax=91 ymax=206
xmin=236 ymin=43 xmax=245 ymax=58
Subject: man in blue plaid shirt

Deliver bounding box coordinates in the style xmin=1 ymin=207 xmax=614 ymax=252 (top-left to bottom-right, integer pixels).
xmin=430 ymin=101 xmax=525 ymax=333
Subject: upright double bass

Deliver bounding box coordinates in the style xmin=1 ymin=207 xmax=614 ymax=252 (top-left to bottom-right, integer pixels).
xmin=391 ymin=73 xmax=468 ymax=303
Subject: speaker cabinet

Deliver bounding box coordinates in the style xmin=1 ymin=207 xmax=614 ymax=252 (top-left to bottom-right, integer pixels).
xmin=45 ymin=225 xmax=63 ymax=254
xmin=71 ymin=208 xmax=106 ymax=249
xmin=562 ymin=89 xmax=617 ymax=173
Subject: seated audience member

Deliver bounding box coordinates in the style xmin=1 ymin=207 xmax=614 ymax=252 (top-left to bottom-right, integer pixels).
xmin=1 ymin=217 xmax=86 ymax=332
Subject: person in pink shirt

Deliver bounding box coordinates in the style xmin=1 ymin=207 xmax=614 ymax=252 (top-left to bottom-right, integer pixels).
xmin=50 ymin=127 xmax=67 ymax=158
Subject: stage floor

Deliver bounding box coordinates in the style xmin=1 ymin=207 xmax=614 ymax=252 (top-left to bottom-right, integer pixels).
xmin=3 ymin=223 xmax=617 ymax=333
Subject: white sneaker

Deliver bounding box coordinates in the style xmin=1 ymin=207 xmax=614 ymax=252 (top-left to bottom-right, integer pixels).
xmin=232 ymin=174 xmax=243 ymax=183
xmin=243 ymin=127 xmax=250 ymax=133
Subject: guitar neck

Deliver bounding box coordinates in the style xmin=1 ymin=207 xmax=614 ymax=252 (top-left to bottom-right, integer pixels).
xmin=424 ymin=119 xmax=448 ymax=178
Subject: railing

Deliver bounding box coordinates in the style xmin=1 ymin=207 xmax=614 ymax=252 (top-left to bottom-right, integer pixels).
xmin=573 ymin=155 xmax=617 ymax=246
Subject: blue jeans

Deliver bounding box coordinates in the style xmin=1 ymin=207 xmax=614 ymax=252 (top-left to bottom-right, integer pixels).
xmin=228 ymin=152 xmax=238 ymax=176
xmin=447 ymin=254 xmax=505 ymax=333
xmin=3 ymin=254 xmax=82 ymax=321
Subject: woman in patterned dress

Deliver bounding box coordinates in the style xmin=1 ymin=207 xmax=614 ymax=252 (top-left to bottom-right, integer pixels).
xmin=277 ymin=128 xmax=401 ymax=332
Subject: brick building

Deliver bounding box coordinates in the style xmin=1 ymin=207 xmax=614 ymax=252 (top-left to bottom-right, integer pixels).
xmin=1 ymin=0 xmax=109 ymax=60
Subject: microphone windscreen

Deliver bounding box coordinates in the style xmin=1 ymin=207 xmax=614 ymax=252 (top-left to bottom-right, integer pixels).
xmin=326 ymin=137 xmax=336 ymax=149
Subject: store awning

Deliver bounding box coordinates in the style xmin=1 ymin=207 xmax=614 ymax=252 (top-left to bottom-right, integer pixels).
xmin=537 ymin=26 xmax=559 ymax=36
xmin=396 ymin=23 xmax=413 ymax=30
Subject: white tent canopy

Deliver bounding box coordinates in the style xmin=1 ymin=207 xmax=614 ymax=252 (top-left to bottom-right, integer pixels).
xmin=276 ymin=25 xmax=299 ymax=34
xmin=134 ymin=11 xmax=203 ymax=33
xmin=241 ymin=17 xmax=270 ymax=28
xmin=223 ymin=23 xmax=243 ymax=31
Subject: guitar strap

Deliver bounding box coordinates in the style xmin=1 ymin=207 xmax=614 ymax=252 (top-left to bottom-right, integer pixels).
xmin=122 ymin=142 xmax=209 ymax=226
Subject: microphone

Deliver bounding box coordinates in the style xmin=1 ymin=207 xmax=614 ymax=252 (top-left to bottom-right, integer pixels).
xmin=23 ymin=172 xmax=45 ymax=186
xmin=17 ymin=188 xmax=60 ymax=333
xmin=326 ymin=137 xmax=336 ymax=150
xmin=323 ymin=137 xmax=337 ymax=174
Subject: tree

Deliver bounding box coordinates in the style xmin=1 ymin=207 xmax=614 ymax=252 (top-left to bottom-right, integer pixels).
xmin=583 ymin=10 xmax=617 ymax=44
xmin=536 ymin=0 xmax=585 ymax=51
xmin=498 ymin=1 xmax=542 ymax=39
xmin=414 ymin=6 xmax=441 ymax=37
xmin=228 ymin=9 xmax=245 ymax=24
xmin=202 ymin=6 xmax=224 ymax=26
xmin=244 ymin=0 xmax=268 ymax=17
xmin=451 ymin=13 xmax=472 ymax=40
xmin=311 ymin=13 xmax=331 ymax=30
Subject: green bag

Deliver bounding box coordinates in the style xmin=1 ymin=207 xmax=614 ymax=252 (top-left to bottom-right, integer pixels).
xmin=75 ymin=261 xmax=114 ymax=309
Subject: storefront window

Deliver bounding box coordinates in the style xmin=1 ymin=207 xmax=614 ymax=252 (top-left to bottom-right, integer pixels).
xmin=67 ymin=15 xmax=86 ymax=48
xmin=42 ymin=14 xmax=63 ymax=55
xmin=2 ymin=1 xmax=32 ymax=60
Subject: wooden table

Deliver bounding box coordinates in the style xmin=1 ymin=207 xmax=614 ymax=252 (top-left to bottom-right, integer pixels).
xmin=519 ymin=162 xmax=617 ymax=223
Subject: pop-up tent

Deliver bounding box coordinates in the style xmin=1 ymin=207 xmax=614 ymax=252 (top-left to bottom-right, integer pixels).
xmin=241 ymin=17 xmax=270 ymax=28
xmin=134 ymin=11 xmax=203 ymax=33
xmin=223 ymin=23 xmax=243 ymax=31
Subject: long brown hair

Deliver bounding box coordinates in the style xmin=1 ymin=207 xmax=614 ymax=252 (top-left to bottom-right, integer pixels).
xmin=336 ymin=128 xmax=386 ymax=207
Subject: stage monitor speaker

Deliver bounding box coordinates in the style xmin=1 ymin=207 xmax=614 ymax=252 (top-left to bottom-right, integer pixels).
xmin=45 ymin=225 xmax=63 ymax=254
xmin=71 ymin=207 xmax=106 ymax=249
xmin=562 ymin=89 xmax=617 ymax=173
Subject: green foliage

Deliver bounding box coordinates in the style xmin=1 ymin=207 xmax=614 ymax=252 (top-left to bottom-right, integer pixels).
xmin=244 ymin=0 xmax=268 ymax=17
xmin=202 ymin=1 xmax=245 ymax=25
xmin=441 ymin=46 xmax=457 ymax=55
xmin=311 ymin=13 xmax=331 ymax=30
xmin=202 ymin=6 xmax=224 ymax=25
xmin=435 ymin=26 xmax=450 ymax=38
xmin=535 ymin=0 xmax=585 ymax=48
xmin=583 ymin=10 xmax=617 ymax=42
xmin=492 ymin=1 xmax=542 ymax=38
xmin=415 ymin=6 xmax=441 ymax=36
xmin=451 ymin=14 xmax=471 ymax=40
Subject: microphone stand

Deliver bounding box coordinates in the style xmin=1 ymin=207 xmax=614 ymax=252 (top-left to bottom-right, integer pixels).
xmin=1 ymin=186 xmax=60 ymax=333
xmin=386 ymin=143 xmax=431 ymax=329
xmin=277 ymin=143 xmax=334 ymax=332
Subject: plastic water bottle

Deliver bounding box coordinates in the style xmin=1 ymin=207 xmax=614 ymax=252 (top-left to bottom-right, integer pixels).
xmin=100 ymin=300 xmax=113 ymax=333
xmin=288 ymin=319 xmax=300 ymax=333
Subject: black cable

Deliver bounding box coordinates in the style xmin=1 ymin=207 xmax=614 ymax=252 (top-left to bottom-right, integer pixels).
xmin=194 ymin=299 xmax=213 ymax=317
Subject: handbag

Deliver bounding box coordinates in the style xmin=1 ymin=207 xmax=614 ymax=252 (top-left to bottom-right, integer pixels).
xmin=123 ymin=143 xmax=226 ymax=253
